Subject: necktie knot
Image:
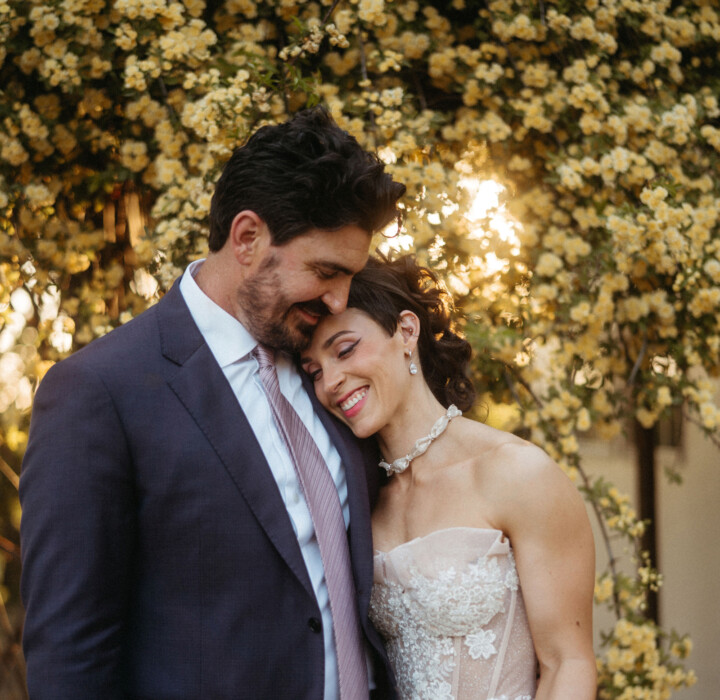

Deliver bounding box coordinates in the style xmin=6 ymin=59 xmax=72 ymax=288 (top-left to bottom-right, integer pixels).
xmin=252 ymin=343 xmax=275 ymax=372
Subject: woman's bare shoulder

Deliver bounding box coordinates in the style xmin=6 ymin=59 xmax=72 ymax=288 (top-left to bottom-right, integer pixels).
xmin=459 ymin=419 xmax=552 ymax=473
xmin=459 ymin=419 xmax=579 ymax=506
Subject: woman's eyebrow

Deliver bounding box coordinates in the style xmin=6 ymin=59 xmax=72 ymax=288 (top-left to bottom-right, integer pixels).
xmin=300 ymin=330 xmax=354 ymax=363
xmin=321 ymin=330 xmax=354 ymax=349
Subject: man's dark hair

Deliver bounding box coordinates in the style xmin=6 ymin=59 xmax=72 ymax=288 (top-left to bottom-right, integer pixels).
xmin=208 ymin=107 xmax=406 ymax=250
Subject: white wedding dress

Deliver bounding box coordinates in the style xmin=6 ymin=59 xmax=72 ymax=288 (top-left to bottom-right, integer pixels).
xmin=369 ymin=527 xmax=537 ymax=700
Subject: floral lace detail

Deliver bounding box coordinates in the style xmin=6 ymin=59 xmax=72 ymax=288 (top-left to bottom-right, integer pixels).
xmin=465 ymin=629 xmax=497 ymax=660
xmin=370 ymin=549 xmax=521 ymax=700
xmin=370 ymin=568 xmax=456 ymax=699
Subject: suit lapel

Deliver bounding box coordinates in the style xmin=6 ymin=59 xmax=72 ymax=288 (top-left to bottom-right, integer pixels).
xmin=157 ymin=283 xmax=314 ymax=598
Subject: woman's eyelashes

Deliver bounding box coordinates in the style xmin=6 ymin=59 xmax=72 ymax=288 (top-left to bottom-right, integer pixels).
xmin=337 ymin=338 xmax=360 ymax=358
xmin=305 ymin=338 xmax=360 ymax=383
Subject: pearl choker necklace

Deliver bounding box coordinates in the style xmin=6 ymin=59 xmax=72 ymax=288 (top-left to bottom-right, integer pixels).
xmin=379 ymin=405 xmax=462 ymax=476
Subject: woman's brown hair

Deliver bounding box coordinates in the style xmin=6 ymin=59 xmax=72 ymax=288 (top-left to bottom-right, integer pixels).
xmin=346 ymin=254 xmax=475 ymax=411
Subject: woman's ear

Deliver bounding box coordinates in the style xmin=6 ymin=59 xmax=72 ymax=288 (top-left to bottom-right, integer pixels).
xmin=397 ymin=310 xmax=420 ymax=351
xmin=229 ymin=210 xmax=270 ymax=266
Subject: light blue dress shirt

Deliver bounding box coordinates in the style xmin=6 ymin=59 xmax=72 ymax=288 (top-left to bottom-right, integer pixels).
xmin=180 ymin=260 xmax=348 ymax=700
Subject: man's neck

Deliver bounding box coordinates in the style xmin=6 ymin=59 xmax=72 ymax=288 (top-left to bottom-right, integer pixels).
xmin=193 ymin=253 xmax=244 ymax=323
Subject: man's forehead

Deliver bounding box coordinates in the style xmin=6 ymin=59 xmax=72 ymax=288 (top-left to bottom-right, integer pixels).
xmin=288 ymin=225 xmax=371 ymax=270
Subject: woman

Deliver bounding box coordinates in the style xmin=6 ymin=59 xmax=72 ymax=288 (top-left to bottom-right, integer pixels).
xmin=301 ymin=255 xmax=597 ymax=700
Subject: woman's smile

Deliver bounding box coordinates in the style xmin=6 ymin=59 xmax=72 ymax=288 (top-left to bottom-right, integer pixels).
xmin=338 ymin=386 xmax=369 ymax=416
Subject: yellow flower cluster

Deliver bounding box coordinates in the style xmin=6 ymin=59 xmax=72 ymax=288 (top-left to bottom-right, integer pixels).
xmin=358 ymin=0 xmax=386 ymax=27
xmin=598 ymin=620 xmax=697 ymax=699
xmin=158 ymin=20 xmax=217 ymax=66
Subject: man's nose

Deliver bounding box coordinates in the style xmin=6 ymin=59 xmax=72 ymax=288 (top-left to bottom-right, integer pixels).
xmin=321 ymin=277 xmax=352 ymax=315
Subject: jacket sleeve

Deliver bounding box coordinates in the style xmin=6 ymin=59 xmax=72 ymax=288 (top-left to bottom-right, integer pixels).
xmin=20 ymin=359 xmax=135 ymax=699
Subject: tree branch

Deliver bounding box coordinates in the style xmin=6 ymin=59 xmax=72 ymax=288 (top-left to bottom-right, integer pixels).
xmin=156 ymin=76 xmax=181 ymax=127
xmin=356 ymin=28 xmax=378 ymax=146
xmin=320 ymin=0 xmax=343 ymax=25
xmin=577 ymin=467 xmax=624 ymax=619
xmin=682 ymin=407 xmax=720 ymax=449
xmin=284 ymin=0 xmax=345 ymax=72
xmin=0 ymin=456 xmax=19 ymax=490
xmin=0 ymin=593 xmax=13 ymax=638
xmin=0 ymin=535 xmax=19 ymax=560
xmin=502 ymin=362 xmax=543 ymax=407
xmin=627 ymin=333 xmax=648 ymax=388
xmin=412 ymin=68 xmax=428 ymax=112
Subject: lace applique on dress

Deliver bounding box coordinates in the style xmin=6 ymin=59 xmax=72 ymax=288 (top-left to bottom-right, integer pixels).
xmin=370 ymin=528 xmax=537 ymax=700
xmin=465 ymin=629 xmax=497 ymax=660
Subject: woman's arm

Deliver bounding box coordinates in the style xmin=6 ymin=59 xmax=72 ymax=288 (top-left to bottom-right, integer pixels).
xmin=496 ymin=444 xmax=597 ymax=699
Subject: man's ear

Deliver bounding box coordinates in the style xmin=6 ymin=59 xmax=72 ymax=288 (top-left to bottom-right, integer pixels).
xmin=229 ymin=210 xmax=270 ymax=266
xmin=397 ymin=310 xmax=420 ymax=351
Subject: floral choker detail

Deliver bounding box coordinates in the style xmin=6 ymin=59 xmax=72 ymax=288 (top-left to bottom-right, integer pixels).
xmin=379 ymin=405 xmax=462 ymax=476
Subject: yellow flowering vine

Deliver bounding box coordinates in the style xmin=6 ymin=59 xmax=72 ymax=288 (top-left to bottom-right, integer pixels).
xmin=3 ymin=0 xmax=719 ymax=695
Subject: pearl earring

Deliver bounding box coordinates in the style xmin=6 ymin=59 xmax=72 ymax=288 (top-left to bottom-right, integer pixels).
xmin=408 ymin=350 xmax=418 ymax=375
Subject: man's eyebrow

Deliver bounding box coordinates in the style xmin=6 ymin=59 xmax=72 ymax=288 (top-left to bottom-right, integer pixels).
xmin=300 ymin=330 xmax=355 ymax=363
xmin=313 ymin=261 xmax=356 ymax=276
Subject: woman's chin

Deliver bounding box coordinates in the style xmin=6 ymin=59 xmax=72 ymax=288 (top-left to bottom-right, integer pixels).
xmin=350 ymin=423 xmax=376 ymax=439
xmin=334 ymin=411 xmax=378 ymax=440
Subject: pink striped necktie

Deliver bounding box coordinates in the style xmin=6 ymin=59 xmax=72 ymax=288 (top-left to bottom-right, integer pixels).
xmin=252 ymin=344 xmax=369 ymax=700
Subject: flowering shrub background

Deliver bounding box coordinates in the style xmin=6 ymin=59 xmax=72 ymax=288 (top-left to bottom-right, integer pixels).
xmin=2 ymin=0 xmax=719 ymax=696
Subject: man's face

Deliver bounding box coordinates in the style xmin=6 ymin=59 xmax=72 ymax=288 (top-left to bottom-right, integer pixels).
xmin=236 ymin=225 xmax=371 ymax=352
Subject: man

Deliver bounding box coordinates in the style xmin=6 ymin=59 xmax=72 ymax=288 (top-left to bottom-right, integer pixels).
xmin=20 ymin=107 xmax=405 ymax=699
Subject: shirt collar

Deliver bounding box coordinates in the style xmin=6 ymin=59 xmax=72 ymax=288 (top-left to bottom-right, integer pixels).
xmin=179 ymin=259 xmax=257 ymax=367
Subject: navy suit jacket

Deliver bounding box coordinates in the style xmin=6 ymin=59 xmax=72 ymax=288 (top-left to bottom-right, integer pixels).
xmin=20 ymin=281 xmax=396 ymax=699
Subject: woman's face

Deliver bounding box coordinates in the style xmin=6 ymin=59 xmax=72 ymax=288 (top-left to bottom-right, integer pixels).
xmin=301 ymin=308 xmax=411 ymax=438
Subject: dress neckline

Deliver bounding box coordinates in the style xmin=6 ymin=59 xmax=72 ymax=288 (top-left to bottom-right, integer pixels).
xmin=374 ymin=526 xmax=505 ymax=557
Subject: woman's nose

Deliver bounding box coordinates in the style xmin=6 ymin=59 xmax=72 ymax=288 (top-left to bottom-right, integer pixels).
xmin=322 ymin=363 xmax=344 ymax=395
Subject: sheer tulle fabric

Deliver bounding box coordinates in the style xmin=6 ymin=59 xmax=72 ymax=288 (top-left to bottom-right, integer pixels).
xmin=370 ymin=528 xmax=537 ymax=700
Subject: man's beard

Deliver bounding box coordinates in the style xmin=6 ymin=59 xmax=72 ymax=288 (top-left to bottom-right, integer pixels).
xmin=237 ymin=254 xmax=329 ymax=353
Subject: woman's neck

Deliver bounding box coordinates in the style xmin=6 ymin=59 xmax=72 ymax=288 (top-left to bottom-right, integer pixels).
xmin=376 ymin=381 xmax=449 ymax=466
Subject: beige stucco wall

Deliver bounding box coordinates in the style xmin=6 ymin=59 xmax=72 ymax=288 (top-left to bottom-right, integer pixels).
xmin=582 ymin=392 xmax=720 ymax=699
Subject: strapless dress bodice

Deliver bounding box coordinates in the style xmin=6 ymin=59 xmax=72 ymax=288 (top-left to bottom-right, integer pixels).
xmin=370 ymin=527 xmax=537 ymax=700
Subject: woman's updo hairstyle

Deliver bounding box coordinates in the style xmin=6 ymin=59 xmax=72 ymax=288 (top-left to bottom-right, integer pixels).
xmin=346 ymin=254 xmax=475 ymax=412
